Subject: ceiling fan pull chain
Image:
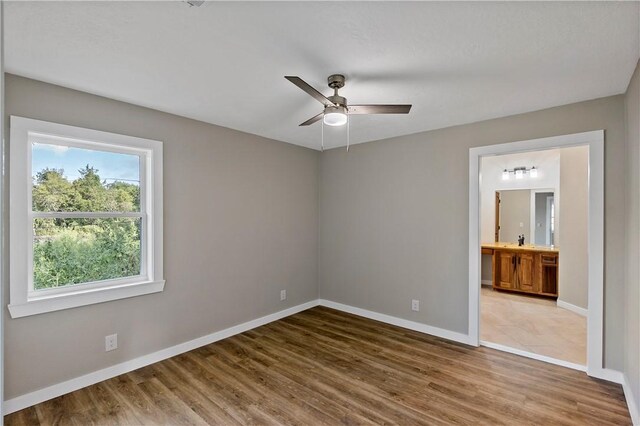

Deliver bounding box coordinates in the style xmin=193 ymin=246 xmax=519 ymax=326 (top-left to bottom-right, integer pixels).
xmin=346 ymin=115 xmax=350 ymax=152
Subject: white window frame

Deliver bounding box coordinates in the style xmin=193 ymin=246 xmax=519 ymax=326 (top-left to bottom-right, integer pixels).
xmin=9 ymin=116 xmax=164 ymax=318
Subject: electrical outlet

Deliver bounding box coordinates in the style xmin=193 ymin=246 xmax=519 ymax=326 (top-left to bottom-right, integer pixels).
xmin=411 ymin=299 xmax=420 ymax=312
xmin=280 ymin=289 xmax=287 ymax=301
xmin=105 ymin=334 xmax=118 ymax=352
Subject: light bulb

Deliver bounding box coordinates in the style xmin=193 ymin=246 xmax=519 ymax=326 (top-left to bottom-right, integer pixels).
xmin=530 ymin=167 xmax=538 ymax=178
xmin=323 ymin=106 xmax=348 ymax=126
xmin=502 ymin=170 xmax=509 ymax=180
xmin=515 ymin=169 xmax=524 ymax=179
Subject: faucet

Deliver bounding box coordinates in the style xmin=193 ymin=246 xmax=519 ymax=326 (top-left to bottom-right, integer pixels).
xmin=518 ymin=234 xmax=525 ymax=246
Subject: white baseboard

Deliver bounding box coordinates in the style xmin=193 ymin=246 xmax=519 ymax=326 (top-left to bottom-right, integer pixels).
xmin=3 ymin=300 xmax=319 ymax=415
xmin=622 ymin=374 xmax=640 ymax=426
xmin=479 ymin=340 xmax=629 ymax=389
xmin=480 ymin=340 xmax=587 ymax=372
xmin=588 ymin=367 xmax=624 ymax=384
xmin=556 ymin=299 xmax=588 ymax=317
xmin=6 ymin=297 xmax=631 ymax=420
xmin=481 ymin=280 xmax=492 ymax=286
xmin=3 ymin=299 xmax=471 ymax=415
xmin=319 ymin=300 xmax=636 ymax=423
xmin=318 ymin=299 xmax=471 ymax=345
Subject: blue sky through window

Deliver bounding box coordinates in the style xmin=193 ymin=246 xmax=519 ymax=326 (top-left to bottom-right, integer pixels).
xmin=32 ymin=143 xmax=140 ymax=184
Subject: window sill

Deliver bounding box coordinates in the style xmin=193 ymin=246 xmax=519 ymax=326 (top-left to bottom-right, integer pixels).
xmin=8 ymin=280 xmax=165 ymax=318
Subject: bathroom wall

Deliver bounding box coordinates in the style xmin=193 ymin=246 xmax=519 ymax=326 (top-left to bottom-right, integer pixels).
xmin=480 ymin=150 xmax=560 ymax=284
xmin=558 ymin=145 xmax=589 ymax=310
xmin=480 ymin=149 xmax=560 ymax=244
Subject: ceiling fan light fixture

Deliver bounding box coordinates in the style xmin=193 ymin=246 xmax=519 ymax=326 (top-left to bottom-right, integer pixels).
xmin=323 ymin=106 xmax=348 ymax=127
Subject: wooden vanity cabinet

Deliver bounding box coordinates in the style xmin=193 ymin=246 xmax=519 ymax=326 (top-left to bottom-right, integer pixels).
xmin=496 ymin=251 xmax=516 ymax=289
xmin=491 ymin=248 xmax=558 ymax=298
xmin=538 ymin=253 xmax=559 ymax=296
xmin=518 ymin=252 xmax=536 ymax=292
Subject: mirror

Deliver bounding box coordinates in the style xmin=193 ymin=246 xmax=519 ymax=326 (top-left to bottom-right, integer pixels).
xmin=496 ymin=189 xmax=555 ymax=246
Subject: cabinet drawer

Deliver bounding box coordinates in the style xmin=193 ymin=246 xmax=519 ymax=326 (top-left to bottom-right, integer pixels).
xmin=541 ymin=255 xmax=557 ymax=265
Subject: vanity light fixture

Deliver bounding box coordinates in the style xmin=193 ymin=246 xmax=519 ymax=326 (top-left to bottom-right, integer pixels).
xmin=501 ymin=166 xmax=538 ymax=180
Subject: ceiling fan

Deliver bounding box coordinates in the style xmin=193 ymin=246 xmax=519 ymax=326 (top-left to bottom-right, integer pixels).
xmin=285 ymin=74 xmax=412 ymax=127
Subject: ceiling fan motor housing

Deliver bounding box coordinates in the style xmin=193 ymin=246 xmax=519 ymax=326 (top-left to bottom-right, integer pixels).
xmin=328 ymin=95 xmax=347 ymax=107
xmin=327 ymin=75 xmax=347 ymax=107
xmin=327 ymin=74 xmax=346 ymax=89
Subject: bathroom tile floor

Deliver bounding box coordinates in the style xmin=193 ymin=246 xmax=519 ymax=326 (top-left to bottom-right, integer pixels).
xmin=480 ymin=286 xmax=586 ymax=365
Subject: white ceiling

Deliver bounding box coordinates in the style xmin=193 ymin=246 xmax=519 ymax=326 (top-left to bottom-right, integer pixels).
xmin=5 ymin=1 xmax=639 ymax=150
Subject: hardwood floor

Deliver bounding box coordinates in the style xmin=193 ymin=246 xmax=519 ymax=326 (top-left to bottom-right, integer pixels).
xmin=5 ymin=306 xmax=631 ymax=425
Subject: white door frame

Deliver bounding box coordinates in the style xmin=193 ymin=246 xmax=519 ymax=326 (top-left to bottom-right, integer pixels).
xmin=468 ymin=130 xmax=606 ymax=379
xmin=1 ymin=2 xmax=5 ymax=416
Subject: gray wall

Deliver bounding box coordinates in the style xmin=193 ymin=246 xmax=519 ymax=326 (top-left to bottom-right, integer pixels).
xmin=5 ymin=68 xmax=637 ymax=402
xmin=498 ymin=189 xmax=530 ymax=243
xmin=319 ymin=94 xmax=627 ymax=370
xmin=3 ymin=74 xmax=319 ymax=399
xmin=624 ymin=59 xmax=640 ymax=418
xmin=558 ymin=146 xmax=589 ymax=310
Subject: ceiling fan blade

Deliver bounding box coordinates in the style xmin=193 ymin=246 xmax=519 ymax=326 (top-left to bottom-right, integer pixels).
xmin=285 ymin=76 xmax=335 ymax=107
xmin=299 ymin=112 xmax=324 ymax=126
xmin=348 ymin=104 xmax=412 ymax=114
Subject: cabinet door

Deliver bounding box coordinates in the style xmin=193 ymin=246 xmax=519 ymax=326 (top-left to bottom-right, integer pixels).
xmin=518 ymin=253 xmax=536 ymax=292
xmin=539 ymin=253 xmax=559 ymax=295
xmin=497 ymin=251 xmax=516 ymax=289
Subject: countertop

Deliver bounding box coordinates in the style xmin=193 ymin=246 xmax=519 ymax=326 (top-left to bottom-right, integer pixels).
xmin=481 ymin=242 xmax=559 ymax=253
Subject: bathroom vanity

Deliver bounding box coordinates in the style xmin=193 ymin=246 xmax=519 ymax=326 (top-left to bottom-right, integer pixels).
xmin=481 ymin=243 xmax=559 ymax=298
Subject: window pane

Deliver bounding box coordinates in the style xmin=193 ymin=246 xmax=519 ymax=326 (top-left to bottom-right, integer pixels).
xmin=33 ymin=218 xmax=142 ymax=290
xmin=32 ymin=141 xmax=140 ymax=212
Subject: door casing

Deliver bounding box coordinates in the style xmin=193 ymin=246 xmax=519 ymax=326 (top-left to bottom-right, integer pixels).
xmin=468 ymin=130 xmax=605 ymax=378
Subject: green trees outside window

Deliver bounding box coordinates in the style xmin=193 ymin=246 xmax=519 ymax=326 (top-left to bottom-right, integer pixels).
xmin=32 ymin=166 xmax=142 ymax=290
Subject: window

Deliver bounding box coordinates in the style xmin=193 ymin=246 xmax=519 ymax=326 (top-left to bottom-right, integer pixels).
xmin=9 ymin=116 xmax=164 ymax=318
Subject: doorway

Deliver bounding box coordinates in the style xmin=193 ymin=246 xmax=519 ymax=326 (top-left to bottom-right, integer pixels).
xmin=468 ymin=130 xmax=608 ymax=380
xmin=480 ymin=151 xmax=584 ymax=367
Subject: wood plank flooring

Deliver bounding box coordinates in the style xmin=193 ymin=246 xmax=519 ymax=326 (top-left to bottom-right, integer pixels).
xmin=5 ymin=306 xmax=631 ymax=425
